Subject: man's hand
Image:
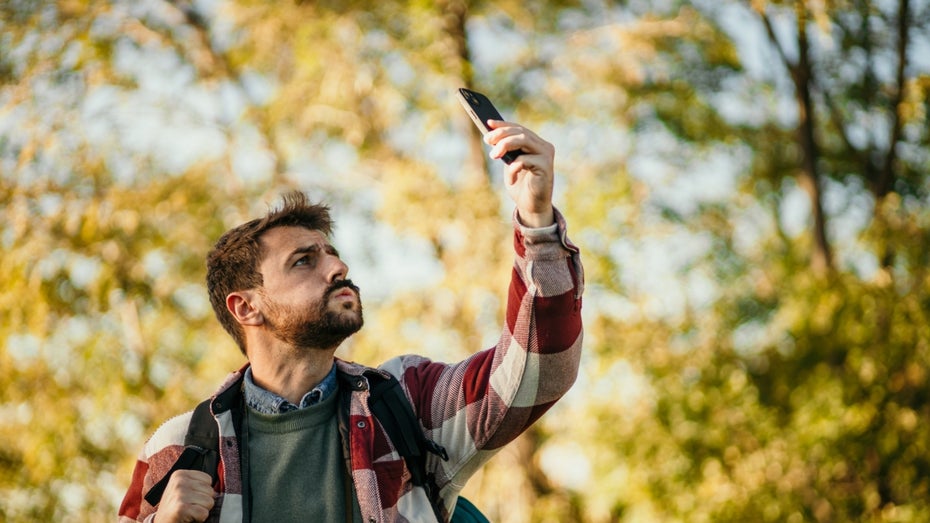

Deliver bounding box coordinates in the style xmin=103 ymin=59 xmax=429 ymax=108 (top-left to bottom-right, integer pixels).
xmin=485 ymin=120 xmax=556 ymax=228
xmin=154 ymin=470 xmax=215 ymax=523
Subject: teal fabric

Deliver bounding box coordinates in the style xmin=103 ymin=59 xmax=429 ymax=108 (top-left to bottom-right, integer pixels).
xmin=452 ymin=497 xmax=490 ymax=523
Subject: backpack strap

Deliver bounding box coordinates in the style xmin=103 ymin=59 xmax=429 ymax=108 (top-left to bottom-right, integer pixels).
xmin=367 ymin=373 xmax=449 ymax=477
xmin=367 ymin=373 xmax=490 ymax=523
xmin=143 ymin=398 xmax=220 ymax=507
xmin=367 ymin=374 xmax=447 ymax=515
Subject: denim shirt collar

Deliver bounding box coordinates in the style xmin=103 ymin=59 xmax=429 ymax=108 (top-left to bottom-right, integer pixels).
xmin=243 ymin=363 xmax=338 ymax=415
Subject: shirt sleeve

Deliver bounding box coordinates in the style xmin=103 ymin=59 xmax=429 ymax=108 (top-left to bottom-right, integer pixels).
xmin=117 ymin=412 xmax=192 ymax=522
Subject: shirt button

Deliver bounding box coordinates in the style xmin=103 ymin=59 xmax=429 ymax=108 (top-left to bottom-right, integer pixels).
xmin=357 ymin=421 xmax=367 ymax=429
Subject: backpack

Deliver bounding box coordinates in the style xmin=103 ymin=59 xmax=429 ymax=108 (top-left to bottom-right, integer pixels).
xmin=144 ymin=373 xmax=489 ymax=523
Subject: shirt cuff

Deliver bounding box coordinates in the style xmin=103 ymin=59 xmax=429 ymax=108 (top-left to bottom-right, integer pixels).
xmin=513 ymin=207 xmax=579 ymax=260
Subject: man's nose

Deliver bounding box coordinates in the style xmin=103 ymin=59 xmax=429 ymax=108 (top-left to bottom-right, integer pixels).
xmin=327 ymin=256 xmax=349 ymax=283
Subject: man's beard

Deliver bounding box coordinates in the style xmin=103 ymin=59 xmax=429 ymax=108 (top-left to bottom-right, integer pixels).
xmin=262 ymin=279 xmax=363 ymax=350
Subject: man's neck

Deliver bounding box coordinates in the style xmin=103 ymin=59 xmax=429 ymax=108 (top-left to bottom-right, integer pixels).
xmin=247 ymin=342 xmax=338 ymax=405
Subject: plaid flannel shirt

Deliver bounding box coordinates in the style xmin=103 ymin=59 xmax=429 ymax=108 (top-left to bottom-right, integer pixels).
xmin=118 ymin=209 xmax=584 ymax=523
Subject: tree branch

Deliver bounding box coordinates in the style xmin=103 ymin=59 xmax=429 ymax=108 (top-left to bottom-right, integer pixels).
xmin=757 ymin=2 xmax=833 ymax=274
xmin=436 ymin=0 xmax=488 ymax=184
xmin=876 ymin=0 xmax=911 ymax=200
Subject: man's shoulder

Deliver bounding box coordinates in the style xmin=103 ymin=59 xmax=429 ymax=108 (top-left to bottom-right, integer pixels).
xmin=142 ymin=409 xmax=194 ymax=456
xmin=335 ymin=354 xmax=433 ymax=379
xmin=335 ymin=355 xmax=445 ymax=401
xmin=141 ymin=370 xmax=242 ymax=457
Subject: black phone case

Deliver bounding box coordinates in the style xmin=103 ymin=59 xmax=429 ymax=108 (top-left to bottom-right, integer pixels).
xmin=457 ymin=88 xmax=524 ymax=164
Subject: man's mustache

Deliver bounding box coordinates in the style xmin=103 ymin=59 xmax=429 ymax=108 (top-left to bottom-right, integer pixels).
xmin=326 ymin=279 xmax=360 ymax=298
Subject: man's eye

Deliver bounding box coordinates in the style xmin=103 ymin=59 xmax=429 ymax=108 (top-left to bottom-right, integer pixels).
xmin=294 ymin=256 xmax=309 ymax=267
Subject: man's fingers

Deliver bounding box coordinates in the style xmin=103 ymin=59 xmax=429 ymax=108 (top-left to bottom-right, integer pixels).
xmin=158 ymin=470 xmax=216 ymax=522
xmin=485 ymin=122 xmax=553 ymax=162
xmin=171 ymin=470 xmax=215 ymax=492
xmin=489 ymin=134 xmax=529 ymax=160
xmin=178 ymin=505 xmax=211 ymax=523
xmin=506 ymin=158 xmax=536 ymax=181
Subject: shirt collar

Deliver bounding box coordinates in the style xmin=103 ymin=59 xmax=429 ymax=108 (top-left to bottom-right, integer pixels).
xmin=242 ymin=363 xmax=338 ymax=415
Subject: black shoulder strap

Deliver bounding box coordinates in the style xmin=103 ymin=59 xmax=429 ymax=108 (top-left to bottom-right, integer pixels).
xmin=143 ymin=398 xmax=220 ymax=507
xmin=367 ymin=373 xmax=456 ymax=520
xmin=186 ymin=398 xmax=221 ymax=454
xmin=367 ymin=374 xmax=490 ymax=523
xmin=367 ymin=374 xmax=449 ymax=481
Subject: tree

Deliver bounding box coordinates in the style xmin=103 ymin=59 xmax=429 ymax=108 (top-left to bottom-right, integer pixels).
xmin=535 ymin=0 xmax=930 ymax=520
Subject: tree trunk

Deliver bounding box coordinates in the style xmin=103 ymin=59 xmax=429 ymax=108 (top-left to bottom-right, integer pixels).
xmin=791 ymin=1 xmax=833 ymax=275
xmin=872 ymin=0 xmax=911 ymax=270
xmin=436 ymin=0 xmax=488 ymax=184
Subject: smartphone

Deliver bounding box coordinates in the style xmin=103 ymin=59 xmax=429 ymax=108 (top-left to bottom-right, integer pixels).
xmin=456 ymin=87 xmax=525 ymax=164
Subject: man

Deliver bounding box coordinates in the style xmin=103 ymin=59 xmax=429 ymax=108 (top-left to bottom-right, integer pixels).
xmin=118 ymin=120 xmax=584 ymax=522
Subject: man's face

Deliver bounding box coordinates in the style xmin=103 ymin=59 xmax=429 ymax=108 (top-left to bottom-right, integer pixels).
xmin=256 ymin=226 xmax=363 ymax=349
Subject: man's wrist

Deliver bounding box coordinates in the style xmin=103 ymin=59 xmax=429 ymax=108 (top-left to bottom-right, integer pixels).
xmin=516 ymin=207 xmax=555 ymax=228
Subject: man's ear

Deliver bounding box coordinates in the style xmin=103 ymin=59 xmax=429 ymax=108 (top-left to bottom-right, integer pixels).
xmin=227 ymin=290 xmax=264 ymax=327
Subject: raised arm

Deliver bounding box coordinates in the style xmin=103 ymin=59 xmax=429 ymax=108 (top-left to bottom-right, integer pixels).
xmin=382 ymin=122 xmax=584 ymax=502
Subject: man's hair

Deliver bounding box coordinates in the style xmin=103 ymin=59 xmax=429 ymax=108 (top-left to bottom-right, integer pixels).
xmin=206 ymin=191 xmax=334 ymax=354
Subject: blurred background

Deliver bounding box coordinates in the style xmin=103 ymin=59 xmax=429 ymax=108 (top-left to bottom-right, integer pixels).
xmin=2 ymin=0 xmax=929 ymax=521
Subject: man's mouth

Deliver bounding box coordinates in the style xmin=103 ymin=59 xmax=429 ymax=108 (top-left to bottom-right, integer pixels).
xmin=332 ymin=288 xmax=355 ymax=299
xmin=327 ymin=280 xmax=360 ymax=301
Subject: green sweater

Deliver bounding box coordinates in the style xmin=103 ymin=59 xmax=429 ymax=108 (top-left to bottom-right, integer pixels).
xmin=246 ymin=388 xmax=362 ymax=522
